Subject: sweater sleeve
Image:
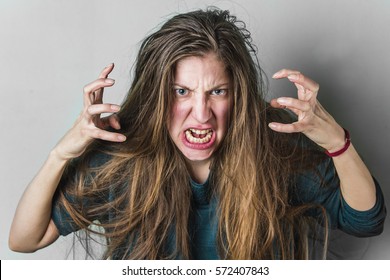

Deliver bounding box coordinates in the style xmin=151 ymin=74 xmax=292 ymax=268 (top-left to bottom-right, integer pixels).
xmin=51 ymin=152 xmax=112 ymax=236
xmin=292 ymin=157 xmax=386 ymax=237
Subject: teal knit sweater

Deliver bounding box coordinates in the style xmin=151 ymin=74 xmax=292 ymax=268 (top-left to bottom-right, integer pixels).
xmin=52 ymin=153 xmax=386 ymax=259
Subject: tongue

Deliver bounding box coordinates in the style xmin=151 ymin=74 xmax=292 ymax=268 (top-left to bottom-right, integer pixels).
xmin=191 ymin=131 xmax=207 ymax=139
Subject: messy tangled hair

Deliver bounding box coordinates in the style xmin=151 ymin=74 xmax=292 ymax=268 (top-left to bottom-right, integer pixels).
xmin=57 ymin=7 xmax=328 ymax=259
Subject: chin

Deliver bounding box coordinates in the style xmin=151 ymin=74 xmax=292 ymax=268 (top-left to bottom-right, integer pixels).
xmin=183 ymin=152 xmax=213 ymax=163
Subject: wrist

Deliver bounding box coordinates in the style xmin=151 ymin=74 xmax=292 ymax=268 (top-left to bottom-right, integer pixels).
xmin=321 ymin=125 xmax=345 ymax=151
xmin=49 ymin=148 xmax=73 ymax=163
xmin=325 ymin=128 xmax=351 ymax=157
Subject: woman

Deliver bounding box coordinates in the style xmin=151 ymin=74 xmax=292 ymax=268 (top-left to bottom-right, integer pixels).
xmin=9 ymin=8 xmax=385 ymax=259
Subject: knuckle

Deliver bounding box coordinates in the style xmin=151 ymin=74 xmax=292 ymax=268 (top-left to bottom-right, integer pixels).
xmin=303 ymin=101 xmax=312 ymax=111
xmin=93 ymin=129 xmax=103 ymax=139
xmin=81 ymin=110 xmax=91 ymax=120
xmin=295 ymin=123 xmax=305 ymax=132
xmin=83 ymin=83 xmax=93 ymax=94
xmin=83 ymin=79 xmax=105 ymax=94
xmin=86 ymin=105 xmax=95 ymax=114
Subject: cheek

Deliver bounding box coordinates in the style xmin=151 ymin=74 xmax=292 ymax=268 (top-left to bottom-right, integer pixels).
xmin=168 ymin=103 xmax=186 ymax=133
xmin=216 ymin=102 xmax=232 ymax=128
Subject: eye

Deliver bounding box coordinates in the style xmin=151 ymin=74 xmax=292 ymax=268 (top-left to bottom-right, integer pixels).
xmin=174 ymin=88 xmax=188 ymax=96
xmin=210 ymin=89 xmax=227 ymax=96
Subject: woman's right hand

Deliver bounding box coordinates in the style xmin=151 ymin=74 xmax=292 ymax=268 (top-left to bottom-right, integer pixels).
xmin=53 ymin=63 xmax=126 ymax=160
xmin=9 ymin=63 xmax=127 ymax=253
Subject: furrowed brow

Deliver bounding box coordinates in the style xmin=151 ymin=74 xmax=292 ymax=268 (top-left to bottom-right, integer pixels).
xmin=209 ymin=83 xmax=229 ymax=89
xmin=173 ymin=83 xmax=193 ymax=91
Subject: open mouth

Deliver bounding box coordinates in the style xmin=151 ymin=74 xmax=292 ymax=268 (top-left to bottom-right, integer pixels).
xmin=185 ymin=128 xmax=213 ymax=144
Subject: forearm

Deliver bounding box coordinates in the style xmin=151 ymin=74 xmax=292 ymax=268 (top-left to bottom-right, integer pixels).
xmin=332 ymin=144 xmax=376 ymax=211
xmin=9 ymin=149 xmax=68 ymax=251
xmin=9 ymin=64 xmax=125 ymax=252
xmin=269 ymin=70 xmax=378 ymax=211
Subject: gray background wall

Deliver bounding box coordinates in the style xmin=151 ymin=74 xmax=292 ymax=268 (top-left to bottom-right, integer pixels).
xmin=1 ymin=0 xmax=389 ymax=259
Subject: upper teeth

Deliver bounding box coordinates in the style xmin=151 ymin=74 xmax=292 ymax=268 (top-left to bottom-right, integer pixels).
xmin=189 ymin=128 xmax=211 ymax=135
xmin=185 ymin=128 xmax=213 ymax=144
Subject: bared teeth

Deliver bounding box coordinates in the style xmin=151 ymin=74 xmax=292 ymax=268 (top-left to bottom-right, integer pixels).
xmin=185 ymin=129 xmax=212 ymax=144
xmin=189 ymin=128 xmax=211 ymax=135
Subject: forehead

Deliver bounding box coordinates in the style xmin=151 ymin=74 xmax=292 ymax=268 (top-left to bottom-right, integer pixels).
xmin=174 ymin=53 xmax=230 ymax=86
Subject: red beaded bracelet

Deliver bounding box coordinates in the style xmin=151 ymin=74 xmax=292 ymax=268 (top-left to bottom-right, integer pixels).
xmin=325 ymin=128 xmax=351 ymax=157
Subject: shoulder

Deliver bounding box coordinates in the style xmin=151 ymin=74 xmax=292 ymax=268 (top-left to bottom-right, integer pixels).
xmin=67 ymin=144 xmax=114 ymax=171
xmin=85 ymin=150 xmax=113 ymax=168
xmin=59 ymin=144 xmax=114 ymax=190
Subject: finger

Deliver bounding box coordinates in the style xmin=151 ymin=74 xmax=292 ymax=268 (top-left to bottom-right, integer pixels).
xmin=86 ymin=104 xmax=121 ymax=116
xmin=88 ymin=128 xmax=126 ymax=142
xmin=269 ymin=98 xmax=286 ymax=109
xmin=105 ymin=114 xmax=121 ymax=130
xmin=100 ymin=114 xmax=121 ymax=130
xmin=272 ymin=69 xmax=319 ymax=95
xmin=287 ymin=73 xmax=319 ymax=93
xmin=95 ymin=64 xmax=115 ymax=103
xmin=98 ymin=63 xmax=115 ymax=79
xmin=294 ymin=83 xmax=308 ymax=101
xmin=83 ymin=78 xmax=115 ymax=106
xmin=83 ymin=78 xmax=115 ymax=96
xmin=276 ymin=97 xmax=311 ymax=112
xmin=268 ymin=121 xmax=305 ymax=133
xmin=272 ymin=69 xmax=300 ymax=79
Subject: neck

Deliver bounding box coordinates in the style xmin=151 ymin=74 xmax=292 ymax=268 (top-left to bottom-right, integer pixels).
xmin=187 ymin=159 xmax=210 ymax=184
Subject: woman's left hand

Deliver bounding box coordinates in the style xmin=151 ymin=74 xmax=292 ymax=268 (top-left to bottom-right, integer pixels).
xmin=270 ymin=69 xmax=378 ymax=212
xmin=269 ymin=69 xmax=346 ymax=152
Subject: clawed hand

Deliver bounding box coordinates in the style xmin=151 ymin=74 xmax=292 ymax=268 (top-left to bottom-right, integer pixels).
xmin=54 ymin=63 xmax=126 ymax=160
xmin=269 ymin=69 xmax=345 ymax=152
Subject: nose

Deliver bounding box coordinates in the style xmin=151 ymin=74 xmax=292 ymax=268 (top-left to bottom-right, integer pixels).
xmin=191 ymin=92 xmax=212 ymax=123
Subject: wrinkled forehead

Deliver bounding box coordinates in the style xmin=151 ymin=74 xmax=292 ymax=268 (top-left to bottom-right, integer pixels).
xmin=173 ymin=53 xmax=231 ymax=88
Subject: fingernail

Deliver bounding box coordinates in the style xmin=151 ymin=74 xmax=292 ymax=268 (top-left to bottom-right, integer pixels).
xmin=118 ymin=135 xmax=126 ymax=141
xmin=288 ymin=74 xmax=298 ymax=81
xmin=105 ymin=79 xmax=115 ymax=84
xmin=111 ymin=105 xmax=120 ymax=111
xmin=277 ymin=97 xmax=288 ymax=104
xmin=106 ymin=63 xmax=114 ymax=68
xmin=272 ymin=72 xmax=281 ymax=79
xmin=268 ymin=123 xmax=277 ymax=129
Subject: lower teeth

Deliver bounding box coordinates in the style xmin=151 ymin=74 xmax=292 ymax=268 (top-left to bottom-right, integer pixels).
xmin=185 ymin=130 xmax=212 ymax=144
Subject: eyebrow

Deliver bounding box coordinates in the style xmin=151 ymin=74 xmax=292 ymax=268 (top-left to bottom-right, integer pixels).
xmin=173 ymin=83 xmax=230 ymax=91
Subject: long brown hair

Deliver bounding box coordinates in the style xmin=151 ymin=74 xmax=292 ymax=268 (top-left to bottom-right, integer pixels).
xmin=57 ymin=7 xmax=328 ymax=259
